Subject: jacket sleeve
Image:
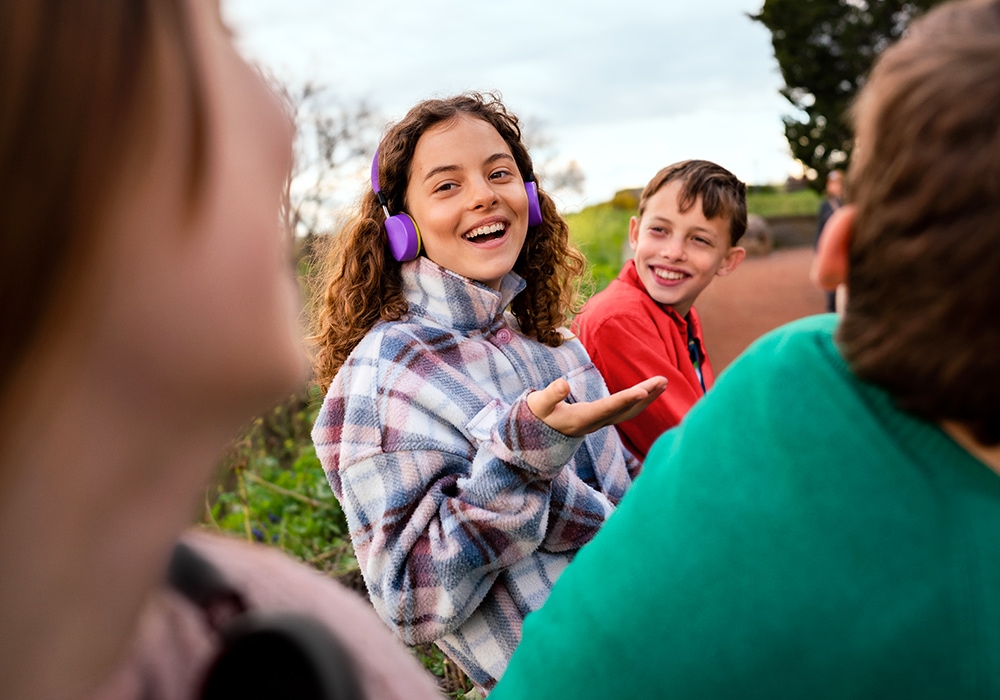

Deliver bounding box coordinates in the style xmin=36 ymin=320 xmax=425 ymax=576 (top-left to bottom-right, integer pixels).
xmin=312 ymin=344 xmax=612 ymax=644
xmin=584 ymin=313 xmax=705 ymax=460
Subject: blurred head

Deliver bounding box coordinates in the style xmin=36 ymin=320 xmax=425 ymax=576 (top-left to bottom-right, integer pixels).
xmin=825 ymin=169 xmax=844 ymax=200
xmin=311 ymin=92 xmax=585 ymax=389
xmin=839 ymin=0 xmax=1000 ymax=445
xmin=0 ymin=0 xmax=306 ymax=433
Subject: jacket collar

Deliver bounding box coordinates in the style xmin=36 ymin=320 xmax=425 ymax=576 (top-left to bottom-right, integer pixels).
xmin=619 ymin=259 xmax=704 ymax=336
xmin=401 ymin=257 xmax=526 ymax=332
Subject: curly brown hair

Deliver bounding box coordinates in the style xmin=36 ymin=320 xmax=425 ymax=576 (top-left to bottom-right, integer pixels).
xmin=309 ymin=92 xmax=587 ymax=391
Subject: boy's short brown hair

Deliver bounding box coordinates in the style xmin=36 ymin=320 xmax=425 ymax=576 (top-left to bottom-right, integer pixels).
xmin=638 ymin=159 xmax=748 ymax=246
xmin=839 ymin=0 xmax=1000 ymax=445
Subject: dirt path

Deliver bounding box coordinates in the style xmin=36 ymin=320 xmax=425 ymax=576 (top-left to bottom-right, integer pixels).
xmin=695 ymin=247 xmax=828 ymax=372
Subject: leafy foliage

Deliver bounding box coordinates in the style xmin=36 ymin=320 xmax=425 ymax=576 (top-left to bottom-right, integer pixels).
xmin=271 ymin=79 xmax=384 ymax=239
xmin=750 ymin=0 xmax=945 ymax=189
xmin=204 ymin=385 xmax=356 ymax=574
xmin=565 ymin=201 xmax=633 ymax=300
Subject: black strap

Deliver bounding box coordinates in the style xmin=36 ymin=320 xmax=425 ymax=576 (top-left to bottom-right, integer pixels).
xmin=166 ymin=541 xmax=367 ymax=700
xmin=167 ymin=541 xmax=247 ymax=632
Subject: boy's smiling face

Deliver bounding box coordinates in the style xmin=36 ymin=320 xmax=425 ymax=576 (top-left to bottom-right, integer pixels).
xmin=629 ymin=179 xmax=745 ymax=318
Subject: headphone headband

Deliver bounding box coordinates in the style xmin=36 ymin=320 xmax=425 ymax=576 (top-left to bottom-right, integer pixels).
xmin=370 ymin=148 xmax=383 ymax=194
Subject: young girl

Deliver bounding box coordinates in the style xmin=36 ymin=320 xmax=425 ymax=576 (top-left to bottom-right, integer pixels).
xmin=311 ymin=92 xmax=665 ymax=691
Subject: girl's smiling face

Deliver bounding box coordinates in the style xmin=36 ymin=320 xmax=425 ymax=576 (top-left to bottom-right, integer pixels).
xmin=404 ymin=114 xmax=529 ymax=290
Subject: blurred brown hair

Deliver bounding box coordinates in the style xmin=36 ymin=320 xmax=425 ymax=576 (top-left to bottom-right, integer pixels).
xmin=638 ymin=159 xmax=748 ymax=246
xmin=309 ymin=92 xmax=586 ymax=391
xmin=0 ymin=1 xmax=206 ymax=405
xmin=840 ymin=0 xmax=1000 ymax=445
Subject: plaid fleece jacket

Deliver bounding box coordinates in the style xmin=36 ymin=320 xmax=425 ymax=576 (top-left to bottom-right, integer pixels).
xmin=312 ymin=258 xmax=640 ymax=691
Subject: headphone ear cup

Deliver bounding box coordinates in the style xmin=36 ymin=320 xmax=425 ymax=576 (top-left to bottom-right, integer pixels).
xmin=525 ymin=181 xmax=543 ymax=227
xmin=385 ymin=214 xmax=421 ymax=262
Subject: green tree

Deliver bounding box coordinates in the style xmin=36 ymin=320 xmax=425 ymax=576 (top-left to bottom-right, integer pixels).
xmin=751 ymin=0 xmax=944 ymax=190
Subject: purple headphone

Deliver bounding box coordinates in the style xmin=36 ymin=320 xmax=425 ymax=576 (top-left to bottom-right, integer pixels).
xmin=371 ymin=149 xmax=544 ymax=262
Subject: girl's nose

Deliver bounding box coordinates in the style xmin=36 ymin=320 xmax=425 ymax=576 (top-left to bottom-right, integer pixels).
xmin=470 ymin=177 xmax=498 ymax=210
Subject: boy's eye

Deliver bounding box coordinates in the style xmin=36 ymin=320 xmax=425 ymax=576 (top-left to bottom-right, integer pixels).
xmin=693 ymin=236 xmax=712 ymax=246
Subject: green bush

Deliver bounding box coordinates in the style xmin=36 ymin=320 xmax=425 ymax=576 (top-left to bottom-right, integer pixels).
xmin=204 ymin=385 xmax=355 ymax=575
xmin=565 ymin=202 xmax=632 ymax=299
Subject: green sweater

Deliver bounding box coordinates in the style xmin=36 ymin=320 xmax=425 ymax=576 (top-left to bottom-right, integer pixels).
xmin=492 ymin=315 xmax=1000 ymax=698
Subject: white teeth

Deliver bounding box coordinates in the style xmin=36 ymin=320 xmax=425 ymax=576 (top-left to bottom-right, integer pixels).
xmin=466 ymin=222 xmax=505 ymax=239
xmin=653 ymin=268 xmax=685 ymax=280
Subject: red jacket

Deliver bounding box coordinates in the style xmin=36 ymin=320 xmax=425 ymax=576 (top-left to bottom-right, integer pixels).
xmin=572 ymin=260 xmax=714 ymax=461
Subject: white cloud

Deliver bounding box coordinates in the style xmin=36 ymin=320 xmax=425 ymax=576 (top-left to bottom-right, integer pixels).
xmin=222 ymin=0 xmax=797 ymax=210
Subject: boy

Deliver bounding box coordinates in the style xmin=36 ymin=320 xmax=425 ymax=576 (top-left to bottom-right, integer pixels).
xmin=493 ymin=0 xmax=1000 ymax=697
xmin=572 ymin=160 xmax=746 ymax=460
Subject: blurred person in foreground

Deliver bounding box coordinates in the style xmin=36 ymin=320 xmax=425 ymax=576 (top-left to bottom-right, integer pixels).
xmin=0 ymin=2 xmax=441 ymax=698
xmin=492 ymin=0 xmax=1000 ymax=696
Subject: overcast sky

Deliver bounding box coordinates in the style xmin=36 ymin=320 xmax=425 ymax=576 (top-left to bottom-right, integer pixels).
xmin=222 ymin=0 xmax=799 ymax=212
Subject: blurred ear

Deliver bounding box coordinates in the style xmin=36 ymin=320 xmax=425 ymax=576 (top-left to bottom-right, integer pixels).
xmin=811 ymin=205 xmax=856 ymax=291
xmin=716 ymin=246 xmax=745 ymax=277
xmin=628 ymin=216 xmax=640 ymax=251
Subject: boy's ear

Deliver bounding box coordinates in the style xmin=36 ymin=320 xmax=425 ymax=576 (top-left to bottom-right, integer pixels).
xmin=628 ymin=216 xmax=640 ymax=251
xmin=811 ymin=204 xmax=856 ymax=291
xmin=715 ymin=245 xmax=746 ymax=277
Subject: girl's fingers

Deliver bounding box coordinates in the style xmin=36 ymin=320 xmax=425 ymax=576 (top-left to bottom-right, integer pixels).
xmin=528 ymin=376 xmax=667 ymax=437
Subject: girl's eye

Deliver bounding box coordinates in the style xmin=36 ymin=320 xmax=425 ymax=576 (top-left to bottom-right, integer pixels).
xmin=490 ymin=169 xmax=512 ymax=181
xmin=434 ymin=182 xmax=456 ymax=193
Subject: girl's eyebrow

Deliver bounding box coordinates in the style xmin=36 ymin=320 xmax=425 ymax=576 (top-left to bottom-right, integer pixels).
xmin=422 ymin=164 xmax=459 ymax=182
xmin=422 ymin=153 xmax=515 ymax=182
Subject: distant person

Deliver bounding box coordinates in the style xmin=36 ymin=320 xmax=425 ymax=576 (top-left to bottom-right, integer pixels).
xmin=572 ymin=160 xmax=747 ymax=461
xmin=309 ymin=92 xmax=665 ymax=692
xmin=816 ymin=168 xmax=844 ymax=312
xmin=492 ymin=0 xmax=1000 ymax=696
xmin=0 ymin=2 xmax=441 ymax=698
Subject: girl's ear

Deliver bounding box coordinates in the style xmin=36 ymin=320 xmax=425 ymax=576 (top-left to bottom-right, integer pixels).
xmin=811 ymin=204 xmax=856 ymax=291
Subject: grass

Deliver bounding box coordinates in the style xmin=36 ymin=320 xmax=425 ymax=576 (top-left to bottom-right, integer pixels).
xmin=203 ymin=184 xmax=816 ymax=696
xmin=746 ymin=186 xmax=822 ymax=218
